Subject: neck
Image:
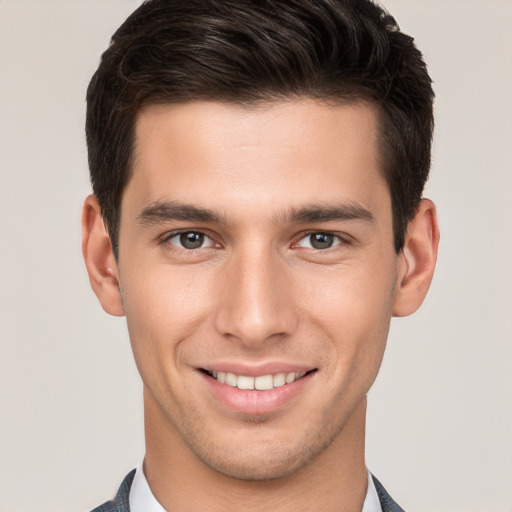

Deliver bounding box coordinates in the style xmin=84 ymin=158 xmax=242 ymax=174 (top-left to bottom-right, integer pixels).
xmin=143 ymin=388 xmax=368 ymax=512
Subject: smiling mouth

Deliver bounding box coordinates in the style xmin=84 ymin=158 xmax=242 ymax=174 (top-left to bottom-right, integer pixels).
xmin=201 ymin=369 xmax=317 ymax=391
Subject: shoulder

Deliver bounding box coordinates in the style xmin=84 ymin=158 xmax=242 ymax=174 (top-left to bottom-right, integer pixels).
xmin=90 ymin=469 xmax=136 ymax=512
xmin=371 ymin=474 xmax=406 ymax=512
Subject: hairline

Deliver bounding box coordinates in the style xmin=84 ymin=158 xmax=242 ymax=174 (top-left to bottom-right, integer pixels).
xmin=108 ymin=94 xmax=399 ymax=260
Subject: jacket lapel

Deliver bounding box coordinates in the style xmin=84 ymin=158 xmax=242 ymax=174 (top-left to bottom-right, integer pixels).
xmin=371 ymin=474 xmax=405 ymax=512
xmin=90 ymin=469 xmax=136 ymax=512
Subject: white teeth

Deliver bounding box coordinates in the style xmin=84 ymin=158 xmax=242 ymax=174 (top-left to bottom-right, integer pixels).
xmin=255 ymin=374 xmax=273 ymax=390
xmin=273 ymin=373 xmax=286 ymax=387
xmin=237 ymin=375 xmax=255 ymax=390
xmin=209 ymin=370 xmax=310 ymax=389
xmin=285 ymin=372 xmax=296 ymax=384
xmin=225 ymin=372 xmax=237 ymax=386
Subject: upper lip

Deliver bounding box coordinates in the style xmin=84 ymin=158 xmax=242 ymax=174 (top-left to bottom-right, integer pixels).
xmin=199 ymin=362 xmax=316 ymax=377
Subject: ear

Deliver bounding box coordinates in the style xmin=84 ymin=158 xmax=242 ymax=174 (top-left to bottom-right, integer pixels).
xmin=392 ymin=199 xmax=440 ymax=317
xmin=81 ymin=195 xmax=125 ymax=316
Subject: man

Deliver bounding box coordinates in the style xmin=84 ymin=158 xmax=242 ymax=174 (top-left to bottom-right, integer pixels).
xmin=82 ymin=0 xmax=439 ymax=510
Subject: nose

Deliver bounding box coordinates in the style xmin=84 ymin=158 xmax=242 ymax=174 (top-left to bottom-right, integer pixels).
xmin=213 ymin=247 xmax=298 ymax=347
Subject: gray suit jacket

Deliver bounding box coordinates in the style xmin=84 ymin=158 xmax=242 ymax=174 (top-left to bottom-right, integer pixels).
xmin=91 ymin=470 xmax=405 ymax=512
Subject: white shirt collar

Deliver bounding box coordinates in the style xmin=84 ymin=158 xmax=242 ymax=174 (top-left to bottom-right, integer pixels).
xmin=362 ymin=471 xmax=383 ymax=512
xmin=129 ymin=463 xmax=382 ymax=512
xmin=129 ymin=463 xmax=166 ymax=512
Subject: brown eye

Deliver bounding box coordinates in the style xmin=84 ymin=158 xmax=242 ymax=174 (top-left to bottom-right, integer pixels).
xmin=296 ymin=232 xmax=342 ymax=250
xmin=180 ymin=232 xmax=204 ymax=249
xmin=166 ymin=231 xmax=212 ymax=250
xmin=309 ymin=233 xmax=334 ymax=249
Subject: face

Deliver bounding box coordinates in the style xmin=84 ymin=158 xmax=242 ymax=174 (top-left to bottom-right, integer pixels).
xmin=116 ymin=100 xmax=399 ymax=480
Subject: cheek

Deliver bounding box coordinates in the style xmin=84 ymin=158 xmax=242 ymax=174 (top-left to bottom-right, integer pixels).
xmin=300 ymin=258 xmax=395 ymax=319
xmin=120 ymin=264 xmax=214 ymax=363
xmin=298 ymin=259 xmax=396 ymax=367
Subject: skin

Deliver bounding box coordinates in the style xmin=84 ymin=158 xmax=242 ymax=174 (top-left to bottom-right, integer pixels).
xmin=82 ymin=99 xmax=439 ymax=511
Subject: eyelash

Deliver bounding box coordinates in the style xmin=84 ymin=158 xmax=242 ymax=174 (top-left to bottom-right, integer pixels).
xmin=293 ymin=231 xmax=350 ymax=251
xmin=159 ymin=230 xmax=219 ymax=252
xmin=158 ymin=229 xmax=352 ymax=253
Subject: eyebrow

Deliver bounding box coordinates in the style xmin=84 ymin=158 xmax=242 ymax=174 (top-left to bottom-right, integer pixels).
xmin=137 ymin=200 xmax=375 ymax=227
xmin=137 ymin=201 xmax=226 ymax=226
xmin=282 ymin=203 xmax=375 ymax=224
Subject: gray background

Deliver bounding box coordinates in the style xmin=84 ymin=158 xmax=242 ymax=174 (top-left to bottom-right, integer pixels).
xmin=0 ymin=1 xmax=511 ymax=511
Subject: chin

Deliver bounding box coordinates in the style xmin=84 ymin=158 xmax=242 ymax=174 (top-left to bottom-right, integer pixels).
xmin=203 ymin=452 xmax=313 ymax=481
xmin=191 ymin=428 xmax=337 ymax=482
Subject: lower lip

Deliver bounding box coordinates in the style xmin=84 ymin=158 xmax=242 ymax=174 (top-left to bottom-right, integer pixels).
xmin=200 ymin=371 xmax=314 ymax=415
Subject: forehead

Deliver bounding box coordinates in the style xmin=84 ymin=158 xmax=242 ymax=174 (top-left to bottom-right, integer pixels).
xmin=127 ymin=99 xmax=389 ymax=220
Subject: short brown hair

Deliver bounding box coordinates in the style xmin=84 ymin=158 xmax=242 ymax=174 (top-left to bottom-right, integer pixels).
xmin=86 ymin=0 xmax=434 ymax=257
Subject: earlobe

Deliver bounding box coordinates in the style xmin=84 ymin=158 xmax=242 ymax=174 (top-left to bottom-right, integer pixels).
xmin=392 ymin=199 xmax=440 ymax=317
xmin=81 ymin=195 xmax=125 ymax=317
